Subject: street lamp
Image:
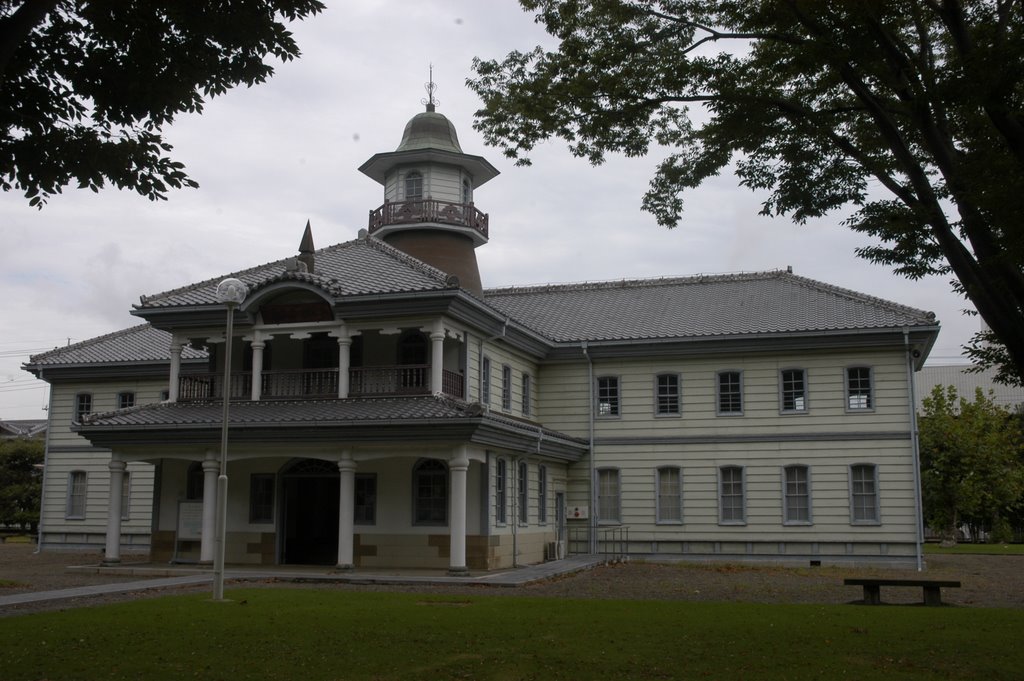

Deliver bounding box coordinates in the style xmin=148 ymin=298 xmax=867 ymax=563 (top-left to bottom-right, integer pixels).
xmin=213 ymin=277 xmax=248 ymax=601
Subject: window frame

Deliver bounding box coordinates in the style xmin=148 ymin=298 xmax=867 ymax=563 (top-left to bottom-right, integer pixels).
xmin=412 ymin=459 xmax=448 ymax=526
xmin=517 ymin=460 xmax=529 ymax=525
xmin=117 ymin=391 xmax=136 ymax=410
xmin=779 ymin=368 xmax=808 ymax=414
xmin=65 ymin=470 xmax=87 ymax=520
xmin=121 ymin=471 xmax=131 ymax=521
xmin=716 ymin=371 xmax=744 ymax=416
xmin=404 ymin=170 xmax=423 ymax=200
xmin=495 ymin=457 xmax=508 ymax=525
xmin=849 ymin=463 xmax=881 ymax=525
xmin=74 ymin=392 xmax=92 ymax=423
xmin=656 ymin=466 xmax=683 ymax=524
xmin=481 ymin=356 xmax=491 ymax=406
xmin=521 ymin=372 xmax=532 ymax=416
xmin=248 ymin=473 xmax=275 ymax=524
xmin=718 ymin=465 xmax=746 ymax=525
xmin=501 ymin=364 xmax=512 ymax=411
xmin=596 ymin=467 xmax=621 ymax=524
xmin=782 ymin=464 xmax=812 ymax=525
xmin=845 ymin=366 xmax=875 ymax=412
xmin=596 ymin=375 xmax=621 ymax=418
xmin=186 ymin=462 xmax=204 ymax=501
xmin=654 ymin=373 xmax=681 ymax=417
xmin=537 ymin=465 xmax=548 ymax=525
xmin=355 ymin=473 xmax=377 ymax=525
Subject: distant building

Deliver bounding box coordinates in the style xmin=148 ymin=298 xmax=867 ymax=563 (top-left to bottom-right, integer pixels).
xmin=0 ymin=419 xmax=47 ymax=440
xmin=915 ymin=365 xmax=1024 ymax=412
xmin=24 ymin=103 xmax=940 ymax=570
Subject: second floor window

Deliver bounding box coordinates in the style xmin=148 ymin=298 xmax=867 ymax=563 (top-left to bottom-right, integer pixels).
xmin=481 ymin=357 xmax=491 ymax=405
xmin=780 ymin=369 xmax=807 ymax=412
xmin=74 ymin=393 xmax=92 ymax=422
xmin=717 ymin=371 xmax=743 ymax=415
xmin=521 ymin=373 xmax=532 ymax=415
xmin=405 ymin=171 xmax=423 ymax=200
xmin=597 ymin=376 xmax=620 ymax=417
xmin=117 ymin=391 xmax=135 ymax=410
xmin=655 ymin=373 xmax=680 ymax=415
xmin=846 ymin=367 xmax=874 ymax=410
xmin=501 ymin=365 xmax=512 ymax=410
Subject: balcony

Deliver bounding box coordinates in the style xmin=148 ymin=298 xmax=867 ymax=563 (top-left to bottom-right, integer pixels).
xmin=178 ymin=366 xmax=465 ymax=402
xmin=368 ymin=199 xmax=488 ymax=240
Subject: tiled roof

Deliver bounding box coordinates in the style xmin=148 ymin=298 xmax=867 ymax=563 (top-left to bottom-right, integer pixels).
xmin=136 ymin=235 xmax=451 ymax=309
xmin=26 ymin=324 xmax=207 ymax=367
xmin=483 ymin=270 xmax=937 ymax=343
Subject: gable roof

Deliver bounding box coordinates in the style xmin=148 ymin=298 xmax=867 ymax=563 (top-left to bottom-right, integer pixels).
xmin=25 ymin=324 xmax=207 ymax=368
xmin=136 ymin=234 xmax=452 ymax=310
xmin=483 ymin=270 xmax=937 ymax=343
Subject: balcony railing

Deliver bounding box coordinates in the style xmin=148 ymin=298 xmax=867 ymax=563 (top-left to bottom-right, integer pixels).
xmin=178 ymin=366 xmax=465 ymax=402
xmin=368 ymin=199 xmax=488 ymax=240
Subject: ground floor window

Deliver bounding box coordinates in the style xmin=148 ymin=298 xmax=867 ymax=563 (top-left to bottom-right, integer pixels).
xmin=355 ymin=473 xmax=377 ymax=525
xmin=783 ymin=465 xmax=811 ymax=524
xmin=518 ymin=461 xmax=529 ymax=524
xmin=495 ymin=458 xmax=507 ymax=525
xmin=656 ymin=467 xmax=682 ymax=523
xmin=413 ymin=459 xmax=448 ymax=525
xmin=850 ymin=463 xmax=879 ymax=523
xmin=249 ymin=474 xmax=275 ymax=523
xmin=719 ymin=465 xmax=745 ymax=524
xmin=597 ymin=468 xmax=621 ymax=523
xmin=538 ymin=465 xmax=547 ymax=525
xmin=66 ymin=471 xmax=87 ymax=519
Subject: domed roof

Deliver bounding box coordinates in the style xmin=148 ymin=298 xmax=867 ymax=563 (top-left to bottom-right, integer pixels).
xmin=395 ymin=108 xmax=463 ymax=154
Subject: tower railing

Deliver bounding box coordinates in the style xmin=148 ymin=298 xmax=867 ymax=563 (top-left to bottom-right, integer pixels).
xmin=368 ymin=199 xmax=488 ymax=239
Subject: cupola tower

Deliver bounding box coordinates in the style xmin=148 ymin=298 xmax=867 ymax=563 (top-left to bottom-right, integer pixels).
xmin=358 ymin=80 xmax=498 ymax=296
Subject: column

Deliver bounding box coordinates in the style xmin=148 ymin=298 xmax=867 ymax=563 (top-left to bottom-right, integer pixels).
xmin=250 ymin=340 xmax=265 ymax=401
xmin=336 ymin=453 xmax=356 ymax=570
xmin=448 ymin=447 xmax=470 ymax=575
xmin=430 ymin=327 xmax=445 ymax=394
xmin=103 ymin=459 xmax=127 ymax=565
xmin=168 ymin=341 xmax=182 ymax=402
xmin=337 ymin=336 xmax=351 ymax=399
xmin=199 ymin=456 xmax=219 ymax=564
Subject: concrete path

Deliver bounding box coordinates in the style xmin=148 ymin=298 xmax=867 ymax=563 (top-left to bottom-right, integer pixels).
xmin=0 ymin=555 xmax=604 ymax=609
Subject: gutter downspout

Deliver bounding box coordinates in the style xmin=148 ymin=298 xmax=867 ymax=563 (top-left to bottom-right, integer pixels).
xmin=904 ymin=328 xmax=925 ymax=572
xmin=34 ymin=369 xmax=52 ymax=553
xmin=582 ymin=341 xmax=596 ymax=554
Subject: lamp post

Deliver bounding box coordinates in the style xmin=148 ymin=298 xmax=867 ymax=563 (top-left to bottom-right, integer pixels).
xmin=213 ymin=278 xmax=248 ymax=601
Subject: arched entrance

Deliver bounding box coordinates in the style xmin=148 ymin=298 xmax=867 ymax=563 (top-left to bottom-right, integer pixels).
xmin=280 ymin=459 xmax=339 ymax=565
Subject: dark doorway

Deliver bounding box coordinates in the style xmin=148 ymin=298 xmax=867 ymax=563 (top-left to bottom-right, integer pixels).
xmin=281 ymin=460 xmax=339 ymax=565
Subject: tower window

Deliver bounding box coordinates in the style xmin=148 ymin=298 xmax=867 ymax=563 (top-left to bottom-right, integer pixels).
xmin=405 ymin=171 xmax=423 ymax=201
xmin=462 ymin=179 xmax=471 ymax=203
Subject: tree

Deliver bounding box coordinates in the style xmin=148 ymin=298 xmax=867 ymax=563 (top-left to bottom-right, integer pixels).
xmin=0 ymin=437 xmax=43 ymax=533
xmin=469 ymin=1 xmax=1024 ymax=383
xmin=918 ymin=385 xmax=1024 ymax=543
xmin=0 ymin=0 xmax=324 ymax=205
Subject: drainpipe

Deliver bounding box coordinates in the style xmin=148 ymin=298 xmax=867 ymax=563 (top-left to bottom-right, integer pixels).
xmin=582 ymin=341 xmax=596 ymax=554
xmin=904 ymin=328 xmax=925 ymax=572
xmin=34 ymin=368 xmax=52 ymax=553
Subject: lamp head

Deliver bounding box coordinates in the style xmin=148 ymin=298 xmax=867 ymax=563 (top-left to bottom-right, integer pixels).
xmin=216 ymin=278 xmax=248 ymax=306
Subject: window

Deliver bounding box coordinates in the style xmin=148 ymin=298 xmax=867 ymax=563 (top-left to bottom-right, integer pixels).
xmin=597 ymin=376 xmax=620 ymax=417
xmin=117 ymin=391 xmax=135 ymax=410
xmin=481 ymin=356 xmax=491 ymax=405
xmin=783 ymin=465 xmax=811 ymax=524
xmin=186 ymin=462 xmax=204 ymax=500
xmin=517 ymin=461 xmax=529 ymax=524
xmin=405 ymin=171 xmax=423 ymax=200
xmin=780 ymin=369 xmax=807 ymax=413
xmin=719 ymin=466 xmax=745 ymax=524
xmin=656 ymin=467 xmax=682 ymax=523
xmin=501 ymin=364 xmax=512 ymax=410
xmin=74 ymin=393 xmax=92 ymax=422
xmin=521 ymin=373 xmax=532 ymax=415
xmin=850 ymin=464 xmax=879 ymax=523
xmin=717 ymin=371 xmax=743 ymax=415
xmin=462 ymin=178 xmax=472 ymax=203
xmin=249 ymin=474 xmax=275 ymax=524
xmin=160 ymin=390 xmax=170 ymax=401
xmin=538 ymin=465 xmax=548 ymax=524
xmin=655 ymin=374 xmax=681 ymax=415
xmin=846 ymin=367 xmax=874 ymax=410
xmin=597 ymin=468 xmax=621 ymax=523
xmin=66 ymin=471 xmax=87 ymax=519
xmin=121 ymin=472 xmax=131 ymax=521
xmin=495 ymin=458 xmax=507 ymax=525
xmin=413 ymin=459 xmax=448 ymax=525
xmin=355 ymin=474 xmax=377 ymax=525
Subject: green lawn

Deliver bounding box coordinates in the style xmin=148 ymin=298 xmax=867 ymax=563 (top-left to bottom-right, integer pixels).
xmin=924 ymin=542 xmax=1024 ymax=555
xmin=1 ymin=589 xmax=1021 ymax=680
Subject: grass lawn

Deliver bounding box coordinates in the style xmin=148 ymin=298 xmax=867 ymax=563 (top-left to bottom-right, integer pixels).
xmin=1 ymin=589 xmax=1021 ymax=680
xmin=924 ymin=542 xmax=1024 ymax=555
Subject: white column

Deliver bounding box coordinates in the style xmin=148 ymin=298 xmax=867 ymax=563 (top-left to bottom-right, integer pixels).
xmin=250 ymin=340 xmax=265 ymax=401
xmin=103 ymin=459 xmax=127 ymax=565
xmin=448 ymin=447 xmax=470 ymax=575
xmin=337 ymin=336 xmax=351 ymax=399
xmin=168 ymin=341 xmax=182 ymax=402
xmin=430 ymin=328 xmax=445 ymax=394
xmin=199 ymin=457 xmax=219 ymax=564
xmin=336 ymin=453 xmax=356 ymax=570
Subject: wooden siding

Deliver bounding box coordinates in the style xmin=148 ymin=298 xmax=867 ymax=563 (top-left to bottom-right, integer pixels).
xmin=477 ymin=341 xmax=539 ymax=419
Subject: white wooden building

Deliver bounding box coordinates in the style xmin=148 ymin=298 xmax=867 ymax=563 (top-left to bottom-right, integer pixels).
xmin=25 ymin=104 xmax=940 ymax=571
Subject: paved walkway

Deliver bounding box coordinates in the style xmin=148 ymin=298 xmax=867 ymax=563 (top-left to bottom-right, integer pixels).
xmin=0 ymin=555 xmax=605 ymax=609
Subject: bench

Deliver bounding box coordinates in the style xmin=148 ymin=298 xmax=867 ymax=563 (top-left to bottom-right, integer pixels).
xmin=844 ymin=578 xmax=961 ymax=606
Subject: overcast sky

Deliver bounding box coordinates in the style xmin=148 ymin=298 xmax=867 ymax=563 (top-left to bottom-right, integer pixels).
xmin=0 ymin=1 xmax=978 ymax=420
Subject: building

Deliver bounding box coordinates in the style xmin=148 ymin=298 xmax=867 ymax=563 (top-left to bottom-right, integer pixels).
xmin=0 ymin=419 xmax=46 ymax=440
xmin=915 ymin=364 xmax=1024 ymax=412
xmin=24 ymin=103 xmax=940 ymax=570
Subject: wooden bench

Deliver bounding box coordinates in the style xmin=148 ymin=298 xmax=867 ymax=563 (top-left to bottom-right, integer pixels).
xmin=844 ymin=578 xmax=961 ymax=606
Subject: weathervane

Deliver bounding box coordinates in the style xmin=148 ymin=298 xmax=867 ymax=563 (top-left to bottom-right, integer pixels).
xmin=423 ymin=63 xmax=439 ymax=112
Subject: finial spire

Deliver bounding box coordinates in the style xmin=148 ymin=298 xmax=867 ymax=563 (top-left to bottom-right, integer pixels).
xmin=423 ymin=64 xmax=439 ymax=112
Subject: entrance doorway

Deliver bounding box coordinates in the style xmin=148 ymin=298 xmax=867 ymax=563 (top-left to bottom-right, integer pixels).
xmin=280 ymin=459 xmax=339 ymax=565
